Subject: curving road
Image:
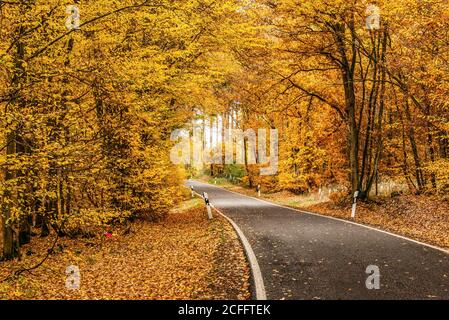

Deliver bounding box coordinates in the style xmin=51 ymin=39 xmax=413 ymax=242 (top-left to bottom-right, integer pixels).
xmin=188 ymin=180 xmax=449 ymax=300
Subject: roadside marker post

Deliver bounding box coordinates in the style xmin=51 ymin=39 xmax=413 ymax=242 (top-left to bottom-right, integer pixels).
xmin=203 ymin=192 xmax=213 ymax=220
xmin=190 ymin=186 xmax=195 ymax=198
xmin=257 ymin=184 xmax=261 ymax=197
xmin=352 ymin=191 xmax=359 ymax=219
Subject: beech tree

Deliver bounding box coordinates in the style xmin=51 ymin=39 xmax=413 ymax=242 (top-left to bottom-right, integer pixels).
xmin=0 ymin=0 xmax=252 ymax=260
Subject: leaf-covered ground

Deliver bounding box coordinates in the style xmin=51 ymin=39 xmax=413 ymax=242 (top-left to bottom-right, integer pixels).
xmin=0 ymin=199 xmax=250 ymax=300
xmin=207 ymin=179 xmax=449 ymax=251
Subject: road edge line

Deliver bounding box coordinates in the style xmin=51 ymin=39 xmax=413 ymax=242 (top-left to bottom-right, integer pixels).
xmin=191 ymin=180 xmax=449 ymax=255
xmin=190 ymin=189 xmax=267 ymax=301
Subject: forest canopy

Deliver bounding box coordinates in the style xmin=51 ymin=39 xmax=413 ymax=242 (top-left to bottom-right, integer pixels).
xmin=0 ymin=0 xmax=257 ymax=259
xmin=1 ymin=0 xmax=449 ymax=260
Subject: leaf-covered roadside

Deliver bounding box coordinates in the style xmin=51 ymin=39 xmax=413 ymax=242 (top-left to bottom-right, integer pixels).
xmin=0 ymin=199 xmax=250 ymax=300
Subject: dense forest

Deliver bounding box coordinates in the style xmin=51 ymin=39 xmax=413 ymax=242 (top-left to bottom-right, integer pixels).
xmin=1 ymin=0 xmax=449 ymax=261
xmin=0 ymin=0 xmax=256 ymax=260
xmin=199 ymin=0 xmax=449 ymax=200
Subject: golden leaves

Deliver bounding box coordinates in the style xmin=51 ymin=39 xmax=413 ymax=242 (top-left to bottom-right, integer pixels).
xmin=0 ymin=201 xmax=250 ymax=300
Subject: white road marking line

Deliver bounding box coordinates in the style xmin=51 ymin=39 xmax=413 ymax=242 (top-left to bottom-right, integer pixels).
xmin=190 ymin=189 xmax=267 ymax=300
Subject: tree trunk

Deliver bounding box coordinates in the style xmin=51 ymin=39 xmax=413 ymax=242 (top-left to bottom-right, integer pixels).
xmin=2 ymin=132 xmax=17 ymax=259
xmin=404 ymin=97 xmax=425 ymax=191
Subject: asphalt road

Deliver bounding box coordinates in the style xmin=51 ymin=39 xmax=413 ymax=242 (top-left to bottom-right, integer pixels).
xmin=188 ymin=180 xmax=449 ymax=300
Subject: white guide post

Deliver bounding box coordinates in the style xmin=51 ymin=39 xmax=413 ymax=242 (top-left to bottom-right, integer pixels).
xmin=203 ymin=192 xmax=213 ymax=220
xmin=352 ymin=191 xmax=359 ymax=219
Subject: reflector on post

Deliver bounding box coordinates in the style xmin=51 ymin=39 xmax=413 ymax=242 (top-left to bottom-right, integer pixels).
xmin=203 ymin=192 xmax=213 ymax=220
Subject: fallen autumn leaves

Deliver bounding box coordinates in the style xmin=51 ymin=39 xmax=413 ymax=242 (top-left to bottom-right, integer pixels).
xmin=0 ymin=199 xmax=251 ymax=300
